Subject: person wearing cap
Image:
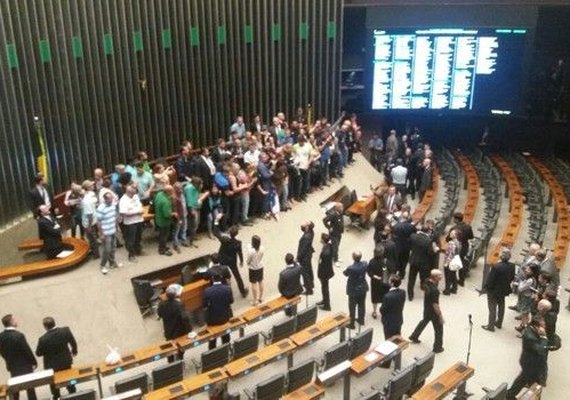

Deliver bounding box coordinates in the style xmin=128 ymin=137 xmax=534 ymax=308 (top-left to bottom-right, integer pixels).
xmin=158 ymin=284 xmax=191 ymax=362
xmin=203 ymin=274 xmax=234 ymax=350
xmin=81 ymin=179 xmax=99 ymax=259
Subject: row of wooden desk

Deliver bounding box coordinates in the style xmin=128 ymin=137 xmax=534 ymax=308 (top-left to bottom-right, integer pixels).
xmin=528 ymin=157 xmax=569 ymax=267
xmin=34 ymin=295 xmax=301 ymax=397
xmin=454 ymin=152 xmax=480 ymax=225
xmin=488 ymin=155 xmax=524 ymax=264
xmin=145 ymin=313 xmax=351 ymax=400
xmin=412 ymin=168 xmax=439 ymax=223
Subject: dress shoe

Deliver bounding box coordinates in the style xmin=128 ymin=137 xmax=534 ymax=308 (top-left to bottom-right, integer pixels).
xmin=408 ymin=294 xmax=414 ymax=301
xmin=515 ymin=325 xmax=525 ymax=333
xmin=303 ymin=290 xmax=314 ymax=296
xmin=443 ymin=289 xmax=451 ymax=296
xmin=481 ymin=325 xmax=495 ymax=332
xmin=316 ymin=301 xmax=324 ymax=306
xmin=515 ymin=315 xmax=522 ymax=321
xmin=318 ymin=305 xmax=331 ymax=311
xmin=458 ymin=280 xmax=465 ymax=287
xmin=241 ymin=288 xmax=249 ymax=298
xmin=347 ymin=323 xmax=356 ymax=330
xmin=508 ymin=305 xmax=519 ymax=311
xmin=409 ymin=337 xmax=421 ymax=344
xmin=494 ymin=322 xmax=502 ymax=329
xmin=433 ymin=347 xmax=444 ymax=354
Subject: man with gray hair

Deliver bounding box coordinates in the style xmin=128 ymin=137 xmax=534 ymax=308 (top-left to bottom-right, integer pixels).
xmin=409 ymin=269 xmax=444 ymax=353
xmin=482 ymin=247 xmax=515 ymax=332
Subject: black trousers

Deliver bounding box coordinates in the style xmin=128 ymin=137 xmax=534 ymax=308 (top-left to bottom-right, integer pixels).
xmin=487 ymin=294 xmax=506 ymax=328
xmin=410 ymin=315 xmax=443 ymax=351
xmin=407 ymin=264 xmax=430 ymax=299
xmin=300 ymin=262 xmax=314 ymax=291
xmin=444 ymin=266 xmax=458 ymax=292
xmin=124 ymin=222 xmax=142 ymax=257
xmin=348 ymin=293 xmax=366 ymax=326
xmin=396 ymin=248 xmax=410 ymax=279
xmin=158 ymin=225 xmax=170 ymax=253
xmin=10 ymin=367 xmax=37 ymax=400
xmin=228 ymin=263 xmax=247 ymax=296
xmin=331 ymin=234 xmax=342 ymax=262
xmin=383 ymin=323 xmax=402 ymax=340
xmin=507 ymin=368 xmax=542 ymax=399
xmin=320 ymin=278 xmax=331 ymax=308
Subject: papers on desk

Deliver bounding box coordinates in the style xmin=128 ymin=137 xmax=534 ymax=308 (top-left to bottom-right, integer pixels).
xmin=56 ymin=250 xmax=74 ymax=258
xmin=375 ymin=340 xmax=398 ymax=356
xmin=317 ymin=360 xmax=352 ymax=385
xmin=364 ymin=352 xmax=380 ymax=363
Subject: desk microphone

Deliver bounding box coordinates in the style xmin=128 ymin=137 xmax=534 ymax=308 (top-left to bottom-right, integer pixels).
xmin=468 ymin=314 xmax=473 ymax=325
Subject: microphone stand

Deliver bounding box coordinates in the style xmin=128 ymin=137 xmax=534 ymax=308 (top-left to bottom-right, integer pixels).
xmin=454 ymin=314 xmax=474 ymax=399
xmin=466 ymin=314 xmax=473 ymax=365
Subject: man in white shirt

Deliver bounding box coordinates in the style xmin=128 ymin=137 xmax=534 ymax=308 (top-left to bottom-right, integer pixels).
xmin=293 ymin=134 xmax=313 ymax=200
xmin=391 ymin=158 xmax=408 ymax=199
xmin=243 ymin=143 xmax=260 ymax=167
xmin=119 ymin=184 xmax=144 ymax=263
xmin=81 ymin=180 xmax=99 ymax=259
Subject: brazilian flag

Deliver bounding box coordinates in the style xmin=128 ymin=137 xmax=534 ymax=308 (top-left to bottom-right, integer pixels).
xmin=33 ymin=116 xmax=49 ymax=183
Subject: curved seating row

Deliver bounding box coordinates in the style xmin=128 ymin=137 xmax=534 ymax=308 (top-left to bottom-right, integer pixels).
xmin=488 ymin=155 xmax=524 ymax=264
xmin=454 ymin=151 xmax=479 ymax=225
xmin=0 ymin=237 xmax=90 ymax=281
xmin=411 ymin=168 xmax=440 ymax=223
xmin=528 ymin=157 xmax=570 ymax=267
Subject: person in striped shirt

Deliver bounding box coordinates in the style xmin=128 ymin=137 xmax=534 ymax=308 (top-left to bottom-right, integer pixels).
xmin=96 ymin=192 xmax=121 ymax=274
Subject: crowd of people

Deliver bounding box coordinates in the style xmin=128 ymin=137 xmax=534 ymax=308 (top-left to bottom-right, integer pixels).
xmin=9 ymin=115 xmax=563 ymax=400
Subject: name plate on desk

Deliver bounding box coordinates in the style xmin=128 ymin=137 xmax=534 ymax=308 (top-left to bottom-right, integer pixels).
xmin=8 ymin=369 xmax=54 ymax=392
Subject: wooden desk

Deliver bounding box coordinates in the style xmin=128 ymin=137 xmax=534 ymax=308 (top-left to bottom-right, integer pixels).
xmin=53 ymin=365 xmax=99 ymax=388
xmin=0 ymin=237 xmax=90 ymax=280
xmin=291 ymin=313 xmax=349 ymax=347
xmin=346 ymin=196 xmax=376 ymax=228
xmin=159 ymin=279 xmax=209 ymax=312
xmin=224 ymin=339 xmax=296 ymax=378
xmin=350 ymin=336 xmax=409 ymax=376
xmin=410 ymin=361 xmax=475 ymax=400
xmin=0 ymin=385 xmax=6 ymax=400
xmin=98 ymin=341 xmax=179 ymax=377
xmin=174 ymin=317 xmax=246 ymax=350
xmin=240 ymin=296 xmax=301 ymax=323
xmin=282 ymin=382 xmax=325 ymax=400
xmin=143 ymin=368 xmax=228 ymax=400
xmin=142 ymin=205 xmax=154 ymax=222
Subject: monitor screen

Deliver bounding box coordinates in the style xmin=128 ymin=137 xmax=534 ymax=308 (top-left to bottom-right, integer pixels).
xmin=370 ymin=28 xmax=527 ymax=114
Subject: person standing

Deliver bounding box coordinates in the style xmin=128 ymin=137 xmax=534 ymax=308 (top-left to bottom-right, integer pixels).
xmin=35 ymin=317 xmax=78 ymax=399
xmin=316 ymin=233 xmax=334 ymax=311
xmin=449 ymin=212 xmax=474 ymax=286
xmin=323 ymin=202 xmax=344 ymax=267
xmin=482 ymin=248 xmax=515 ymax=332
xmin=442 ymin=229 xmax=461 ymax=295
xmin=213 ymin=218 xmax=249 ymax=298
xmin=408 ymin=225 xmax=439 ymax=301
xmin=409 ymin=270 xmax=445 ymax=353
xmin=246 ymin=235 xmax=265 ymax=305
xmin=380 ymin=275 xmax=406 ymax=339
xmin=81 ymin=180 xmax=100 ymax=259
xmin=204 ymin=274 xmax=234 ymax=350
xmin=278 ymin=253 xmax=303 ymax=316
xmin=390 ymin=159 xmax=408 ymax=200
xmin=154 ymin=185 xmax=176 ymax=256
xmin=297 ymin=221 xmax=315 ymax=295
xmin=96 ymin=192 xmax=121 ymax=274
xmin=119 ymin=184 xmax=144 ymax=263
xmin=368 ymin=245 xmax=388 ymax=319
xmin=392 ymin=211 xmax=416 ymax=279
xmin=157 ymin=285 xmax=192 ymax=362
xmin=344 ymin=252 xmax=369 ymax=330
xmin=418 ymin=158 xmax=433 ymax=202
xmin=506 ymin=317 xmax=549 ymax=399
xmin=0 ymin=314 xmax=37 ymax=400
xmin=29 ymin=173 xmax=55 ymax=217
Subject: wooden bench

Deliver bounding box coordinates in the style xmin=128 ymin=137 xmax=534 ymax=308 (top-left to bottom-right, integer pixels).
xmin=350 ymin=335 xmax=409 ymax=377
xmin=0 ymin=237 xmax=90 ymax=281
xmin=54 ymin=365 xmax=99 ymax=389
xmin=159 ymin=279 xmax=209 ymax=312
xmin=224 ymin=338 xmax=297 ymax=378
xmin=412 ymin=168 xmax=439 ymax=223
xmin=98 ymin=341 xmax=180 ymax=377
xmin=291 ymin=313 xmax=349 ymax=348
xmin=454 ymin=152 xmax=480 ymax=224
xmin=143 ymin=367 xmax=228 ymax=400
xmin=174 ymin=316 xmax=247 ymax=350
xmin=409 ymin=361 xmax=474 ymax=400
xmin=282 ymin=382 xmax=326 ymax=400
xmin=346 ymin=195 xmax=376 ymax=229
xmin=240 ymin=295 xmax=301 ymax=323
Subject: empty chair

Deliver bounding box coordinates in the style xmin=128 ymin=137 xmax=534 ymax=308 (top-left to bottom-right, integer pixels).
xmin=350 ymin=327 xmax=373 ymax=359
xmin=373 ymin=364 xmax=415 ymax=400
xmin=481 ymin=383 xmax=508 ymax=400
xmin=322 ymin=341 xmax=351 ymax=370
xmin=114 ymin=372 xmax=149 ymax=395
xmin=60 ymin=390 xmax=96 ymax=400
xmin=151 ymin=360 xmax=184 ymax=390
xmin=192 ymin=343 xmax=231 ymax=373
xmin=286 ymin=359 xmax=316 ymax=393
xmin=261 ymin=316 xmax=296 ymax=344
xmin=295 ymin=305 xmax=318 ymax=332
xmin=232 ymin=332 xmax=260 ymax=360
xmin=132 ymin=279 xmax=162 ymax=317
xmin=244 ymin=373 xmax=286 ymax=400
xmin=408 ymin=352 xmax=435 ymax=394
xmin=354 ymin=391 xmax=381 ymax=400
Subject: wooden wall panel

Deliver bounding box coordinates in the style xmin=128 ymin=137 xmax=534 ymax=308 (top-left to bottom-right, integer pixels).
xmin=0 ymin=0 xmax=343 ymax=225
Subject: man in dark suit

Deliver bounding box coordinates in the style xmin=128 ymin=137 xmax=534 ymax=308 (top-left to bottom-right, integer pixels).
xmin=316 ymin=233 xmax=334 ymax=311
xmin=380 ymin=275 xmax=406 ymax=339
xmin=449 ymin=212 xmax=474 ymax=286
xmin=203 ymin=274 xmax=234 ymax=350
xmin=418 ymin=158 xmax=433 ymax=202
xmin=37 ymin=205 xmax=66 ymax=259
xmin=29 ymin=173 xmax=55 ymax=218
xmin=392 ymin=211 xmax=416 ymax=280
xmin=382 ymin=186 xmax=403 ymax=213
xmin=408 ymin=224 xmax=439 ymax=301
xmin=323 ymin=202 xmax=344 ymax=267
xmin=207 ymin=253 xmax=232 ymax=286
xmin=343 ymin=251 xmax=369 ymax=330
xmin=213 ymin=223 xmax=248 ymax=298
xmin=35 ymin=317 xmax=77 ymax=399
xmin=194 ymin=148 xmax=216 ymax=191
xmin=278 ymin=253 xmax=303 ymax=316
xmin=297 ymin=221 xmax=315 ymax=295
xmin=482 ymin=248 xmax=515 ymax=331
xmin=157 ymin=285 xmax=192 ymax=362
xmin=0 ymin=314 xmax=37 ymax=400
xmin=409 ymin=270 xmax=445 ymax=353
